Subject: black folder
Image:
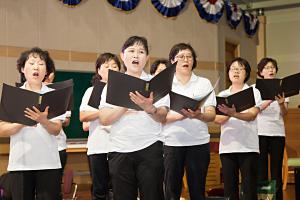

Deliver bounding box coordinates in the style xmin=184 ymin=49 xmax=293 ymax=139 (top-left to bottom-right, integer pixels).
xmin=47 ymin=79 xmax=74 ymax=110
xmin=0 ymin=83 xmax=73 ymax=126
xmin=170 ymin=77 xmax=219 ymax=114
xmin=169 ymin=92 xmax=202 ymax=114
xmin=216 ymin=87 xmax=255 ymax=115
xmin=255 ymin=73 xmax=300 ymax=100
xmin=15 ymin=79 xmax=74 ymax=110
xmin=88 ymin=81 xmax=106 ymax=108
xmin=106 ymin=63 xmax=176 ymax=110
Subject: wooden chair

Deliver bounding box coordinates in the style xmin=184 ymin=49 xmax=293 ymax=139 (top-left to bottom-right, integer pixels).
xmin=282 ymin=147 xmax=300 ymax=190
xmin=282 ymin=147 xmax=288 ymax=190
xmin=62 ymin=168 xmax=78 ymax=200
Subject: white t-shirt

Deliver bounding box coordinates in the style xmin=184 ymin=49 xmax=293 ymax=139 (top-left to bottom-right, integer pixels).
xmin=163 ymin=73 xmax=217 ymax=146
xmin=8 ymin=83 xmax=65 ymax=171
xmin=56 ymin=111 xmax=71 ymax=151
xmin=99 ymin=71 xmax=170 ymax=153
xmin=80 ymin=86 xmax=110 ymax=155
xmin=257 ymin=99 xmax=288 ymax=137
xmin=218 ymin=84 xmax=262 ymax=154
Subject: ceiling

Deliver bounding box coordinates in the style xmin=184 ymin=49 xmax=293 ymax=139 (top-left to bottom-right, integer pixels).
xmin=230 ymin=0 xmax=300 ymax=11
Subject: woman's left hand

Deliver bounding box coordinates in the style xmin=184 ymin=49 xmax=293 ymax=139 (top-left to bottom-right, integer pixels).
xmin=181 ymin=108 xmax=201 ymax=119
xmin=129 ymin=91 xmax=155 ymax=113
xmin=24 ymin=106 xmax=49 ymax=124
xmin=218 ymin=104 xmax=237 ymax=117
xmin=275 ymin=93 xmax=285 ymax=105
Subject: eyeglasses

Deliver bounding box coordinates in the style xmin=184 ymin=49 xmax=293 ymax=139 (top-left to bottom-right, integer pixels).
xmin=176 ymin=54 xmax=193 ymax=61
xmin=263 ymin=66 xmax=276 ymax=70
xmin=229 ymin=67 xmax=245 ymax=72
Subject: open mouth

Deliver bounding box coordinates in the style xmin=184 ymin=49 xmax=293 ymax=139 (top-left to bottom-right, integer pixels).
xmin=32 ymin=72 xmax=39 ymax=77
xmin=132 ymin=60 xmax=139 ymax=65
xmin=182 ymin=64 xmax=189 ymax=68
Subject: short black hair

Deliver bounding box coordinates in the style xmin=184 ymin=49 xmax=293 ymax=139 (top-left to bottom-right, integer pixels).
xmin=168 ymin=43 xmax=197 ymax=70
xmin=227 ymin=57 xmax=251 ymax=83
xmin=257 ymin=57 xmax=278 ymax=78
xmin=150 ymin=59 xmax=168 ymax=75
xmin=121 ymin=36 xmax=149 ymax=55
xmin=17 ymin=47 xmax=55 ymax=81
xmin=91 ymin=52 xmax=121 ymax=85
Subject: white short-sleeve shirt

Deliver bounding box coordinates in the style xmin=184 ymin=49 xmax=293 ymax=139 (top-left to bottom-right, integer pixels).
xmin=218 ymin=84 xmax=262 ymax=154
xmin=99 ymin=71 xmax=170 ymax=153
xmin=163 ymin=73 xmax=216 ymax=146
xmin=80 ymin=86 xmax=110 ymax=155
xmin=8 ymin=83 xmax=65 ymax=171
xmin=257 ymin=98 xmax=288 ymax=137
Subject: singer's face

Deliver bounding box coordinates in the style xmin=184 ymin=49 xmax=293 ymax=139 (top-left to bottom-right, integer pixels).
xmin=98 ymin=59 xmax=120 ymax=82
xmin=228 ymin=61 xmax=246 ymax=84
xmin=22 ymin=53 xmax=47 ymax=84
xmin=173 ymin=49 xmax=193 ymax=76
xmin=121 ymin=43 xmax=149 ymax=75
xmin=260 ymin=62 xmax=277 ymax=79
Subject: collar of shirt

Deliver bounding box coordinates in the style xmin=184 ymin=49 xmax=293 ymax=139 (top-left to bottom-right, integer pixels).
xmin=125 ymin=70 xmax=151 ymax=81
xmin=21 ymin=82 xmax=52 ymax=94
xmin=173 ymin=72 xmax=197 ymax=86
xmin=227 ymin=83 xmax=249 ymax=94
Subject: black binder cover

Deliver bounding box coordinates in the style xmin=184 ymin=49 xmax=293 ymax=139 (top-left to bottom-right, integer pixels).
xmin=216 ymin=87 xmax=255 ymax=115
xmin=0 ymin=83 xmax=72 ymax=126
xmin=169 ymin=77 xmax=219 ymax=114
xmin=47 ymin=79 xmax=74 ymax=110
xmin=169 ymin=92 xmax=201 ymax=114
xmin=88 ymin=81 xmax=106 ymax=108
xmin=106 ymin=63 xmax=176 ymax=110
xmin=255 ymin=73 xmax=300 ymax=100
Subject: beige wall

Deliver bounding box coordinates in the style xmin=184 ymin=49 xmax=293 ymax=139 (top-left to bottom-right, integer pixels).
xmin=0 ymin=0 xmax=257 ymax=92
xmin=265 ymin=7 xmax=300 ymax=108
xmin=217 ymin=15 xmax=259 ymax=92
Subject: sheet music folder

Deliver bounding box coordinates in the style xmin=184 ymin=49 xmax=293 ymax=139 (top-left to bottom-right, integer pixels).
xmin=255 ymin=73 xmax=300 ymax=100
xmin=170 ymin=77 xmax=220 ymax=114
xmin=216 ymin=87 xmax=255 ymax=115
xmin=88 ymin=81 xmax=106 ymax=108
xmin=47 ymin=79 xmax=74 ymax=110
xmin=106 ymin=63 xmax=176 ymax=110
xmin=0 ymin=82 xmax=73 ymax=126
xmin=15 ymin=79 xmax=74 ymax=110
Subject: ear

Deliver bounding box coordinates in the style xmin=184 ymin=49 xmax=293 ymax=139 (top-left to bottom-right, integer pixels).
xmin=120 ymin=52 xmax=124 ymax=62
xmin=170 ymin=59 xmax=176 ymax=64
xmin=21 ymin=67 xmax=25 ymax=73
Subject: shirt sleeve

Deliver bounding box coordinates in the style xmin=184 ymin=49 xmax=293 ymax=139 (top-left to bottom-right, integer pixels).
xmin=80 ymin=87 xmax=98 ymax=112
xmin=203 ymin=80 xmax=217 ymax=108
xmin=154 ymin=94 xmax=170 ymax=108
xmin=99 ymin=85 xmax=116 ymax=109
xmin=253 ymin=87 xmax=263 ymax=110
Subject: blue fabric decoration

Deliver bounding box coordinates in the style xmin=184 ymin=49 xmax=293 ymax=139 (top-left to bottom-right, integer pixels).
xmin=151 ymin=0 xmax=187 ymax=17
xmin=225 ymin=0 xmax=242 ymax=29
xmin=61 ymin=0 xmax=81 ymax=6
xmin=193 ymin=0 xmax=224 ymax=23
xmin=243 ymin=11 xmax=259 ymax=36
xmin=107 ymin=0 xmax=140 ymax=11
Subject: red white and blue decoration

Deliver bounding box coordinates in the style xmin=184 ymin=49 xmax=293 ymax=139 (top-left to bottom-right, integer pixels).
xmin=151 ymin=0 xmax=187 ymax=18
xmin=225 ymin=1 xmax=242 ymax=29
xmin=60 ymin=0 xmax=81 ymax=6
xmin=193 ymin=0 xmax=224 ymax=23
xmin=243 ymin=11 xmax=259 ymax=37
xmin=58 ymin=0 xmax=260 ymax=37
xmin=107 ymin=0 xmax=140 ymax=11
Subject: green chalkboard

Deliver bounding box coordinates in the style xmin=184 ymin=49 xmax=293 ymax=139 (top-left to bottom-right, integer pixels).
xmin=54 ymin=70 xmax=94 ymax=139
